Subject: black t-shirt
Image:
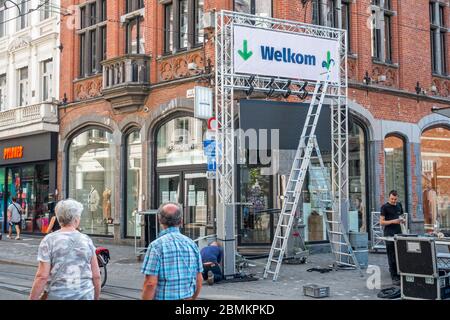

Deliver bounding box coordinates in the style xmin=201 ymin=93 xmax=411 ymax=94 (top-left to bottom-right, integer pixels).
xmin=380 ymin=202 xmax=403 ymax=236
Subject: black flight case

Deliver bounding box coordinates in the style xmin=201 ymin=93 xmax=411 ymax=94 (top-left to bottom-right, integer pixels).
xmin=395 ymin=235 xmax=450 ymax=300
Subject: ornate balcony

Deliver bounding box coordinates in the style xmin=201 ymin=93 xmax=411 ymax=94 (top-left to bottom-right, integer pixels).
xmin=101 ymin=54 xmax=151 ymax=112
xmin=0 ymin=103 xmax=59 ymax=139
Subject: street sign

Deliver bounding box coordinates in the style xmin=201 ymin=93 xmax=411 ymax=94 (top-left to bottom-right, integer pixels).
xmin=194 ymin=86 xmax=213 ymax=119
xmin=207 ymin=156 xmax=216 ymax=171
xmin=205 ymin=130 xmax=216 ymax=140
xmin=203 ymin=139 xmax=216 ymax=156
xmin=206 ymin=171 xmax=216 ymax=179
xmin=186 ymin=88 xmax=195 ymax=98
xmin=233 ymin=25 xmax=340 ymax=83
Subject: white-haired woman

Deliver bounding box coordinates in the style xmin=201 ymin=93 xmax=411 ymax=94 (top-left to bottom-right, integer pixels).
xmin=29 ymin=199 xmax=101 ymax=300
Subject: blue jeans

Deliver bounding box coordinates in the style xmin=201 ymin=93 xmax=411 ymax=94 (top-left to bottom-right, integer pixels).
xmin=202 ymin=264 xmax=223 ymax=282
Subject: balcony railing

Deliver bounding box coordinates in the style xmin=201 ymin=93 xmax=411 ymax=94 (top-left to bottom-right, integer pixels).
xmin=102 ymin=54 xmax=150 ymax=90
xmin=0 ymin=103 xmax=58 ymax=137
xmin=101 ymin=54 xmax=151 ymax=112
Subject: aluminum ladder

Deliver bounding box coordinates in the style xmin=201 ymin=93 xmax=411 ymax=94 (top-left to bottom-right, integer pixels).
xmin=324 ymin=211 xmax=364 ymax=276
xmin=263 ymin=80 xmax=329 ymax=281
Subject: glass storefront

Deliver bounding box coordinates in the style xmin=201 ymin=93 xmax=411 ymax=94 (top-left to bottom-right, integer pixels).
xmin=125 ymin=131 xmax=142 ymax=237
xmin=0 ymin=163 xmax=50 ymax=233
xmin=237 ymin=116 xmax=368 ymax=244
xmin=384 ymin=135 xmax=407 ymax=208
xmin=238 ymin=166 xmax=272 ymax=245
xmin=155 ymin=116 xmax=214 ymax=243
xmin=421 ymin=126 xmax=450 ymax=233
xmin=68 ymin=128 xmax=115 ymax=236
xmin=348 ymin=122 xmax=367 ymax=232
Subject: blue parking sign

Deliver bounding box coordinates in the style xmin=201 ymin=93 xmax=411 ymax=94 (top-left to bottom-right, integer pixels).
xmin=207 ymin=156 xmax=216 ymax=171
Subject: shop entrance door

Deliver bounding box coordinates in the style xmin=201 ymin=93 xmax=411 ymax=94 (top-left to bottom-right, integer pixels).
xmin=157 ymin=171 xmax=212 ymax=242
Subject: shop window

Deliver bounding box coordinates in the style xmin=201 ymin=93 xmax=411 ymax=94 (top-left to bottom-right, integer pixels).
xmin=68 ymin=128 xmax=115 ymax=236
xmin=4 ymin=164 xmax=49 ymax=233
xmin=238 ymin=166 xmax=273 ymax=245
xmin=163 ymin=0 xmax=204 ymax=54
xmin=384 ymin=135 xmax=407 ymax=209
xmin=125 ymin=130 xmax=142 ymax=237
xmin=421 ymin=126 xmax=450 ymax=233
xmin=156 ymin=116 xmax=206 ymax=167
xmin=348 ymin=121 xmax=368 ymax=232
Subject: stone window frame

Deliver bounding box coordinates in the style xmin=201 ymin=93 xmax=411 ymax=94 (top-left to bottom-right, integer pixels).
xmin=77 ymin=0 xmax=107 ymax=78
xmin=161 ymin=0 xmax=204 ymax=55
xmin=312 ymin=0 xmax=352 ymax=53
xmin=430 ymin=1 xmax=448 ymax=76
xmin=370 ymin=0 xmax=395 ymax=64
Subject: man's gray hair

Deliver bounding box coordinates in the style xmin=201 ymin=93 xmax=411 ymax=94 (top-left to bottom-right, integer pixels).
xmin=55 ymin=199 xmax=84 ymax=227
xmin=158 ymin=202 xmax=183 ymax=227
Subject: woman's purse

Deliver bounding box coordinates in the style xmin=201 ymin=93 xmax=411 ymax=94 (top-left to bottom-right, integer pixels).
xmin=39 ymin=235 xmax=79 ymax=300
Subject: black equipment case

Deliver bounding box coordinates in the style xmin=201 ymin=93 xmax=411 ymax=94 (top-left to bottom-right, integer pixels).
xmin=395 ymin=236 xmax=450 ymax=300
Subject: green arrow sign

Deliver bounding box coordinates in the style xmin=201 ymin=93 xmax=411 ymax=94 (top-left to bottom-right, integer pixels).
xmin=238 ymin=39 xmax=253 ymax=61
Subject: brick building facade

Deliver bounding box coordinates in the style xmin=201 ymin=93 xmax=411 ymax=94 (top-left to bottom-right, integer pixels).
xmin=57 ymin=0 xmax=450 ymax=248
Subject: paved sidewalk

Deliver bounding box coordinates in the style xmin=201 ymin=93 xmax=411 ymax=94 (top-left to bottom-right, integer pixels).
xmin=0 ymin=235 xmax=393 ymax=300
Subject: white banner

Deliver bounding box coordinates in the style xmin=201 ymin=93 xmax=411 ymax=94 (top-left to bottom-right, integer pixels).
xmin=233 ymin=25 xmax=341 ymax=83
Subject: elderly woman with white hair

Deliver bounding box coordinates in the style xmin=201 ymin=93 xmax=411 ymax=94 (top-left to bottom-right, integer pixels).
xmin=29 ymin=199 xmax=101 ymax=300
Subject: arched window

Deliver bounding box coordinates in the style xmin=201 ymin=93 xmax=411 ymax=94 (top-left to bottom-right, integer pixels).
xmin=384 ymin=134 xmax=407 ymax=209
xmin=348 ymin=120 xmax=368 ymax=232
xmin=68 ymin=128 xmax=115 ymax=236
xmin=125 ymin=130 xmax=142 ymax=237
xmin=156 ymin=116 xmax=206 ymax=167
xmin=421 ymin=126 xmax=450 ymax=233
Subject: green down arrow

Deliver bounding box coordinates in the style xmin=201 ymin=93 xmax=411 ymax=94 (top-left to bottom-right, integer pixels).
xmin=238 ymin=40 xmax=253 ymax=61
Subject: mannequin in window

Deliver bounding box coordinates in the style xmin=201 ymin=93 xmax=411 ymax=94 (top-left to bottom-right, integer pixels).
xmin=87 ymin=185 xmax=100 ymax=224
xmin=103 ymin=187 xmax=112 ymax=224
xmin=423 ymin=173 xmax=438 ymax=230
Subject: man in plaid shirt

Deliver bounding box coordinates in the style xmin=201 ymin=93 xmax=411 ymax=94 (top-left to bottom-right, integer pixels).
xmin=141 ymin=202 xmax=203 ymax=300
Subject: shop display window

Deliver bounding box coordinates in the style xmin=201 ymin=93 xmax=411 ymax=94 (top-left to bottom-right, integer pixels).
xmin=68 ymin=128 xmax=115 ymax=236
xmin=421 ymin=127 xmax=450 ymax=233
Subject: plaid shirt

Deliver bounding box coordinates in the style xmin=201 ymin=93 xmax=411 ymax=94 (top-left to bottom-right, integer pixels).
xmin=141 ymin=227 xmax=203 ymax=300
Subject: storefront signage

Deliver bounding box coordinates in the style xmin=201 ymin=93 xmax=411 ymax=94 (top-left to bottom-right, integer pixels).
xmin=3 ymin=146 xmax=23 ymax=160
xmin=233 ymin=25 xmax=340 ymax=83
xmin=194 ymin=86 xmax=213 ymax=119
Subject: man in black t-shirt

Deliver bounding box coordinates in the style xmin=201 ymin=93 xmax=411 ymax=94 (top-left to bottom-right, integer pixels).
xmin=380 ymin=190 xmax=405 ymax=286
